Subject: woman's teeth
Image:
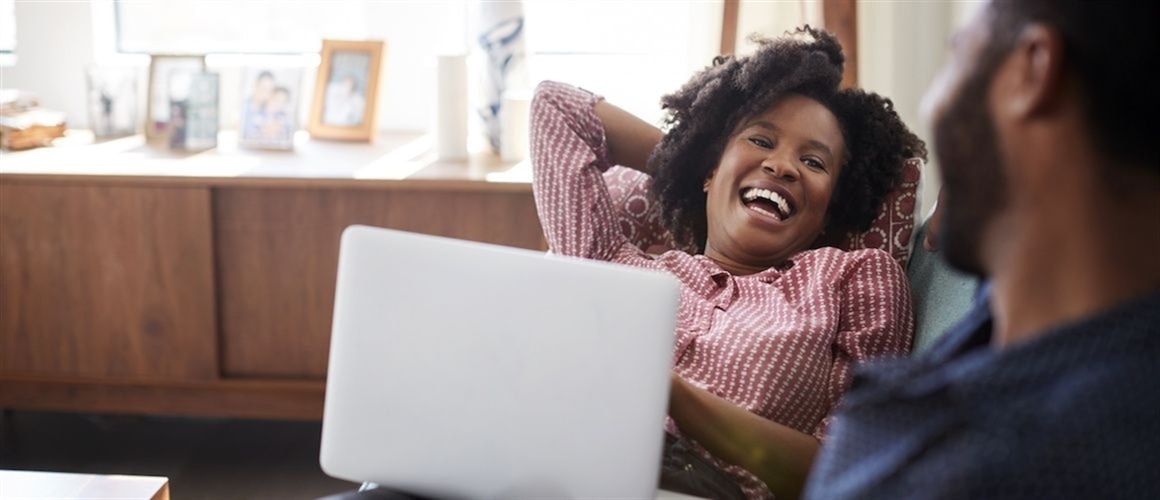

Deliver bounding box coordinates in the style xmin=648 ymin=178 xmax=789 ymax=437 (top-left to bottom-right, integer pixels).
xmin=741 ymin=187 xmax=790 ymax=219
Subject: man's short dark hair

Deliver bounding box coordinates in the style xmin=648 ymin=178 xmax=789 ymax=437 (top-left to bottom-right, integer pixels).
xmin=987 ymin=0 xmax=1159 ymax=174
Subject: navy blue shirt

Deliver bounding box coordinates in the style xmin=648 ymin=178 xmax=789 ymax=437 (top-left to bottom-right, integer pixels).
xmin=804 ymin=290 xmax=1160 ymax=499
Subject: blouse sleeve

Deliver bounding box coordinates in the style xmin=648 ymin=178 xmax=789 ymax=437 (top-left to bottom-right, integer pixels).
xmin=530 ymin=80 xmax=627 ymax=261
xmin=815 ymin=250 xmax=915 ymax=439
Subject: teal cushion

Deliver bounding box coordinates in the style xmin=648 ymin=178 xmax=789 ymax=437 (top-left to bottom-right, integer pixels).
xmin=906 ymin=221 xmax=980 ymax=355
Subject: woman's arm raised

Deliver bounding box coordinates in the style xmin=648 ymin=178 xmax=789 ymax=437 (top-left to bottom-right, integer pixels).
xmin=530 ymin=81 xmax=632 ymax=260
xmin=594 ymin=100 xmax=663 ymax=173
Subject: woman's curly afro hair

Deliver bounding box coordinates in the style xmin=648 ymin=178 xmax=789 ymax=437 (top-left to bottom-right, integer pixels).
xmin=646 ymin=26 xmax=927 ymax=253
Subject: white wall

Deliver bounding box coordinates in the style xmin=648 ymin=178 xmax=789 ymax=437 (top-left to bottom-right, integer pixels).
xmin=859 ymin=1 xmax=959 ymax=219
xmin=734 ymin=0 xmax=807 ymax=56
xmin=859 ymin=0 xmax=985 ymax=219
xmin=0 ymin=1 xmax=98 ymax=128
xmin=363 ymin=1 xmax=466 ymax=132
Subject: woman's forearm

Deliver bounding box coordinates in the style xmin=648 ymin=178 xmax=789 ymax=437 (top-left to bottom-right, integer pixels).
xmin=593 ymin=100 xmax=663 ymax=173
xmin=668 ymin=373 xmax=819 ymax=500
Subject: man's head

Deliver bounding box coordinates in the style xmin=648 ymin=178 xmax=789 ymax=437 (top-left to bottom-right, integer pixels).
xmin=923 ymin=0 xmax=1159 ymax=276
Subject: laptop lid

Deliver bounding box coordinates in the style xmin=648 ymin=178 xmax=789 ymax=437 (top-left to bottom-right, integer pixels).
xmin=321 ymin=225 xmax=679 ymax=499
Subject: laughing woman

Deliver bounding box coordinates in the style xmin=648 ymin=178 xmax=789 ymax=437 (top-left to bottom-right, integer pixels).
xmin=530 ymin=27 xmax=926 ymax=500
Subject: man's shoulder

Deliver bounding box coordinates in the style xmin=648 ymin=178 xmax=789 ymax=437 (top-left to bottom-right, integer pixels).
xmin=809 ymin=345 xmax=1160 ymax=500
xmin=966 ymin=292 xmax=1160 ymax=418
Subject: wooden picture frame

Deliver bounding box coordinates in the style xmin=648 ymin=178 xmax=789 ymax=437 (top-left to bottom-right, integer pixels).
xmin=308 ymin=40 xmax=385 ymax=142
xmin=146 ymin=55 xmax=206 ymax=141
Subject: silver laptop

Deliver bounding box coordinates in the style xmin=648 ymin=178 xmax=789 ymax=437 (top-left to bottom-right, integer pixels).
xmin=321 ymin=225 xmax=680 ymax=499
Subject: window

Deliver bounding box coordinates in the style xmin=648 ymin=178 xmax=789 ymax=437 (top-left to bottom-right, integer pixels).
xmin=115 ymin=1 xmax=368 ymax=54
xmin=1 ymin=0 xmax=15 ymax=60
xmin=524 ymin=1 xmax=722 ymax=123
xmin=112 ymin=0 xmax=722 ymax=129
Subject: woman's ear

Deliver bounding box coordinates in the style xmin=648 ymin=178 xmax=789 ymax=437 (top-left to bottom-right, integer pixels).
xmin=703 ymin=169 xmax=716 ymax=193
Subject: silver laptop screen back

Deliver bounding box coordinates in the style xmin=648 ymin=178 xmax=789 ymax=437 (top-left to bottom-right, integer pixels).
xmin=321 ymin=226 xmax=679 ymax=499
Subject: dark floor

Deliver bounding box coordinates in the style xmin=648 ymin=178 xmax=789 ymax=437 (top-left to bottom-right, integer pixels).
xmin=0 ymin=410 xmax=359 ymax=499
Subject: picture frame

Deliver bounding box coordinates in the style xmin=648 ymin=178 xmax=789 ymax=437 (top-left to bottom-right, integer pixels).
xmin=146 ymin=54 xmax=206 ymax=141
xmin=239 ymin=67 xmax=304 ymax=150
xmin=169 ymin=72 xmax=219 ymax=151
xmin=308 ymin=39 xmax=385 ymax=142
xmin=85 ymin=66 xmax=139 ymax=138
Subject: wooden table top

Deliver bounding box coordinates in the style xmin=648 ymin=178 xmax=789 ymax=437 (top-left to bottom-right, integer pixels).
xmin=0 ymin=469 xmax=170 ymax=500
xmin=0 ymin=130 xmax=532 ymax=191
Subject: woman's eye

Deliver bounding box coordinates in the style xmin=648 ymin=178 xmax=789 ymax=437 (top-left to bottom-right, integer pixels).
xmin=803 ymin=158 xmax=826 ymax=170
xmin=748 ymin=137 xmax=772 ymax=148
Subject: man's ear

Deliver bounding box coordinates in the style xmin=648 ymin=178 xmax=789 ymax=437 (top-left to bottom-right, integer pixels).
xmin=994 ymin=24 xmax=1067 ymax=120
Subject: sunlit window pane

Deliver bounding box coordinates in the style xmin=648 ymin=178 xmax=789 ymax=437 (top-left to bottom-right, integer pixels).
xmin=115 ymin=1 xmax=367 ymax=54
xmin=525 ymin=1 xmax=697 ymax=55
xmin=1 ymin=0 xmax=15 ymax=54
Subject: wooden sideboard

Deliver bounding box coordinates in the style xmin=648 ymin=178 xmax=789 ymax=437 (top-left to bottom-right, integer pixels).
xmin=0 ymin=132 xmax=545 ymax=420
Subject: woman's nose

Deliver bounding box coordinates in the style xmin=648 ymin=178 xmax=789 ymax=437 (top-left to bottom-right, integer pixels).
xmin=761 ymin=155 xmax=800 ymax=181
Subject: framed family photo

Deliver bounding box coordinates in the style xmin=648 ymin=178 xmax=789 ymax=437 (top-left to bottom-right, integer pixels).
xmin=86 ymin=66 xmax=139 ymax=138
xmin=239 ymin=67 xmax=304 ymax=150
xmin=308 ymin=39 xmax=385 ymax=141
xmin=146 ymin=54 xmax=206 ymax=141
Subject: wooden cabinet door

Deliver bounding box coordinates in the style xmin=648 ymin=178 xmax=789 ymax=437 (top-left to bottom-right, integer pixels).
xmin=0 ymin=183 xmax=218 ymax=380
xmin=213 ymin=186 xmax=544 ymax=379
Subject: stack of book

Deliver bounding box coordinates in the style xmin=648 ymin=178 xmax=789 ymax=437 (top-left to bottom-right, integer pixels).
xmin=0 ymin=89 xmax=67 ymax=151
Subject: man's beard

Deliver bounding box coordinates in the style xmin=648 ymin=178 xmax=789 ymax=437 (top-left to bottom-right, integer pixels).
xmin=932 ymin=64 xmax=1009 ymax=277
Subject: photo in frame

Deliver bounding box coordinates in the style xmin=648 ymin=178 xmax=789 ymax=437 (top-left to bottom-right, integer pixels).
xmin=146 ymin=55 xmax=206 ymax=141
xmin=308 ymin=39 xmax=385 ymax=141
xmin=169 ymin=72 xmax=219 ymax=151
xmin=239 ymin=67 xmax=303 ymax=150
xmin=85 ymin=66 xmax=139 ymax=138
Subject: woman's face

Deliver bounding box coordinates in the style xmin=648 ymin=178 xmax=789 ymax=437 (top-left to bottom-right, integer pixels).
xmin=702 ymin=94 xmax=845 ymax=272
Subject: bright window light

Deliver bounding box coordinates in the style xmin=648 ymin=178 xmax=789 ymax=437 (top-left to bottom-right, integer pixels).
xmin=1 ymin=0 xmax=15 ymax=54
xmin=112 ymin=0 xmax=721 ymax=128
xmin=115 ymin=0 xmax=368 ymax=54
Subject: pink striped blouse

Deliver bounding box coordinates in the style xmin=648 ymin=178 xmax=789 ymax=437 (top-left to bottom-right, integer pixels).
xmin=530 ymin=81 xmax=913 ymax=499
